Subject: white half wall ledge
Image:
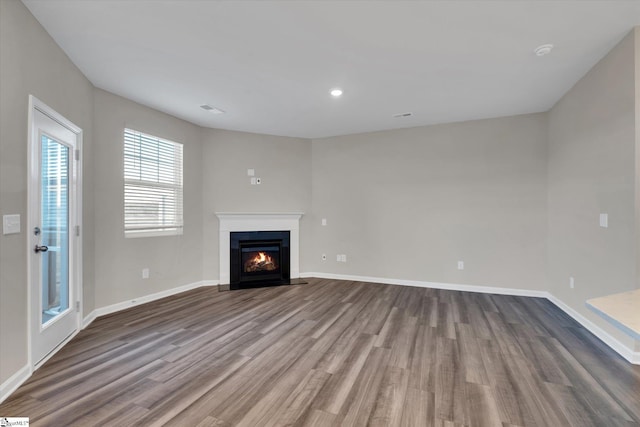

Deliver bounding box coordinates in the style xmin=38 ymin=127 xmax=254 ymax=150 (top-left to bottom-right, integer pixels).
xmin=586 ymin=290 xmax=640 ymax=342
xmin=216 ymin=212 xmax=303 ymax=285
xmin=541 ymin=294 xmax=639 ymax=365
xmin=300 ymin=272 xmax=640 ymax=365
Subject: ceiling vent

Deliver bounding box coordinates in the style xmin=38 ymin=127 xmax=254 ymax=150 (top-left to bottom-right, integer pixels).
xmin=200 ymin=104 xmax=225 ymax=114
xmin=534 ymin=44 xmax=553 ymax=56
xmin=393 ymin=112 xmax=413 ymax=118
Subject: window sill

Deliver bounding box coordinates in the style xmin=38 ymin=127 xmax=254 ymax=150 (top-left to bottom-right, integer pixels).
xmin=125 ymin=229 xmax=183 ymax=238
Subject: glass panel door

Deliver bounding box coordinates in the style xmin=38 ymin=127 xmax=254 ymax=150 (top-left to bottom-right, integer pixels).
xmin=40 ymin=135 xmax=70 ymax=325
xmin=30 ymin=97 xmax=80 ymax=367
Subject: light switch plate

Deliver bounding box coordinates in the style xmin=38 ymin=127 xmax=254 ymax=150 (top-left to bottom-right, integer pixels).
xmin=247 ymin=169 xmax=255 ymax=176
xmin=3 ymin=214 xmax=20 ymax=235
xmin=321 ymin=218 xmax=327 ymax=226
xmin=599 ymin=213 xmax=608 ymax=228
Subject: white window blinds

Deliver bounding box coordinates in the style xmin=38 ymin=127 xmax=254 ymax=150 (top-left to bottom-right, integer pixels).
xmin=124 ymin=128 xmax=183 ymax=237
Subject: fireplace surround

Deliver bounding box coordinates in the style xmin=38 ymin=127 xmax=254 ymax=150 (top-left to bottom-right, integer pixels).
xmin=216 ymin=213 xmax=302 ymax=288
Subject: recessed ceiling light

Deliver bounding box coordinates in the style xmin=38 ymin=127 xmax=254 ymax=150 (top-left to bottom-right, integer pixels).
xmin=330 ymin=88 xmax=343 ymax=97
xmin=200 ymin=104 xmax=225 ymax=114
xmin=534 ymin=44 xmax=553 ymax=56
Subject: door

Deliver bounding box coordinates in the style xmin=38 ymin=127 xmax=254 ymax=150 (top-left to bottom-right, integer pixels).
xmin=28 ymin=96 xmax=82 ymax=367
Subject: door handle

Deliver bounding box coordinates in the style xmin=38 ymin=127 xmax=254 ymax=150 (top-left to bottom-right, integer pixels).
xmin=34 ymin=245 xmax=49 ymax=253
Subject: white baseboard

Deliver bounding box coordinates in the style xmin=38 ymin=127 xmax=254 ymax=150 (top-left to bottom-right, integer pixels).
xmin=2 ymin=311 xmax=88 ymax=404
xmin=0 ymin=279 xmax=219 ymax=405
xmin=301 ymin=272 xmax=639 ymax=365
xmin=300 ymin=272 xmax=548 ymax=298
xmin=82 ymin=310 xmax=97 ymax=329
xmin=545 ymin=293 xmax=640 ymax=364
xmin=33 ymin=327 xmax=84 ymax=372
xmin=90 ymin=280 xmax=218 ymax=320
xmin=2 ymin=273 xmax=636 ymax=407
xmin=0 ymin=364 xmax=30 ymax=404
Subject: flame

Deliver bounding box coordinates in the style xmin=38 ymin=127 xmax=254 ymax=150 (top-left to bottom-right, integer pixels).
xmin=250 ymin=252 xmax=273 ymax=264
xmin=245 ymin=251 xmax=277 ymax=272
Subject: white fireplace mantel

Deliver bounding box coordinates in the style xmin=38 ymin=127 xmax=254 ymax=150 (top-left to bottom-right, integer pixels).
xmin=216 ymin=212 xmax=303 ymax=285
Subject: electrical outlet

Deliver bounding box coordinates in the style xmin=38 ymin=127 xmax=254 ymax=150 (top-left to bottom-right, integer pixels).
xmin=321 ymin=218 xmax=327 ymax=226
xmin=337 ymin=254 xmax=341 ymax=262
xmin=457 ymin=261 xmax=464 ymax=270
xmin=250 ymin=177 xmax=257 ymax=185
xmin=569 ymin=276 xmax=575 ymax=289
xmin=142 ymin=268 xmax=150 ymax=279
xmin=247 ymin=168 xmax=255 ymax=176
xmin=342 ymin=254 xmax=347 ymax=262
xmin=322 ymin=254 xmax=327 ymax=261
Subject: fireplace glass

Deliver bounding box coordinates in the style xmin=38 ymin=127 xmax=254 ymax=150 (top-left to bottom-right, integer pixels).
xmin=241 ymin=243 xmax=280 ymax=275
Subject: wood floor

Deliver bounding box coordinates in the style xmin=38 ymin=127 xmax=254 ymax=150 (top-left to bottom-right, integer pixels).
xmin=1 ymin=278 xmax=639 ymax=426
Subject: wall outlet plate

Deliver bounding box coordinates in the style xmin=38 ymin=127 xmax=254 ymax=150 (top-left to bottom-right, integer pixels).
xmin=457 ymin=261 xmax=464 ymax=270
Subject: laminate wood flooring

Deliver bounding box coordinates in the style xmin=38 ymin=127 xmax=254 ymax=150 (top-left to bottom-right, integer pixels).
xmin=1 ymin=278 xmax=639 ymax=426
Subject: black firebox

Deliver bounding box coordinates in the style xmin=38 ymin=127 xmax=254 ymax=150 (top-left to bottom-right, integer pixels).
xmin=229 ymin=231 xmax=290 ymax=290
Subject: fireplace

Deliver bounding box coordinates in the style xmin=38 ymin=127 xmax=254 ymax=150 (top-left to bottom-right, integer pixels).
xmin=216 ymin=212 xmax=302 ymax=288
xmin=230 ymin=230 xmax=290 ymax=290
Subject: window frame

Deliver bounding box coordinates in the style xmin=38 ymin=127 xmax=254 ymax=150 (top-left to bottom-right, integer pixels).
xmin=123 ymin=128 xmax=184 ymax=238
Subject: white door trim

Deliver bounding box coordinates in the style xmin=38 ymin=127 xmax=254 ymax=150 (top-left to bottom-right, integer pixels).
xmin=27 ymin=95 xmax=83 ymax=370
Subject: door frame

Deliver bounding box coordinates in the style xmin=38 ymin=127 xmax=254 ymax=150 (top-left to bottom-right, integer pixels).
xmin=27 ymin=94 xmax=83 ymax=370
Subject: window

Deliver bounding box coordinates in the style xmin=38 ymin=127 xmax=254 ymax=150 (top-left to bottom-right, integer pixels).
xmin=124 ymin=128 xmax=183 ymax=237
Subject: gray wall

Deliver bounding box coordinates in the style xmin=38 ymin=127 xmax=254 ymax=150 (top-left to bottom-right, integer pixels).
xmin=2 ymin=0 xmax=638 ymax=393
xmin=0 ymin=0 xmax=95 ymax=385
xmin=309 ymin=114 xmax=548 ymax=291
xmin=200 ymin=129 xmax=312 ymax=281
xmin=547 ymin=30 xmax=638 ymax=350
xmin=93 ymin=89 xmax=204 ymax=307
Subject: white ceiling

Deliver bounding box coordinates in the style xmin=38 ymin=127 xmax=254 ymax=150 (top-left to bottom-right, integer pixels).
xmin=22 ymin=0 xmax=640 ymax=139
